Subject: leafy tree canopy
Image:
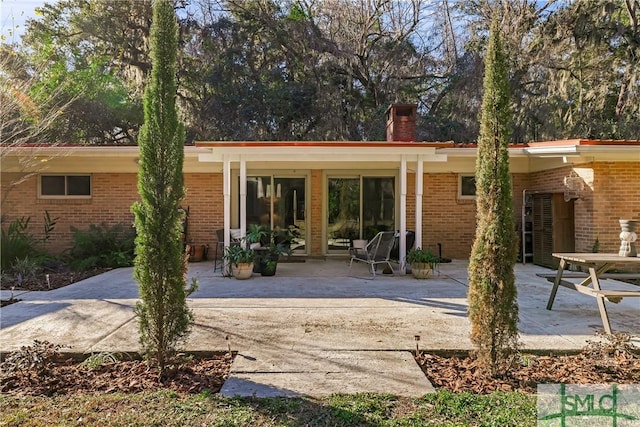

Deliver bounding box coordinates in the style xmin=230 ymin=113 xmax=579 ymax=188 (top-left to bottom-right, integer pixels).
xmin=7 ymin=0 xmax=639 ymax=144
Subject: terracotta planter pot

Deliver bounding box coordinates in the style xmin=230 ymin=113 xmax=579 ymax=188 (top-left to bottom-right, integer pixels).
xmin=410 ymin=262 xmax=432 ymax=279
xmin=232 ymin=262 xmax=254 ymax=279
xmin=189 ymin=244 xmax=207 ymax=262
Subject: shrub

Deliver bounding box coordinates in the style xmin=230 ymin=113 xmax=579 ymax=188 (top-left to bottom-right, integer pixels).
xmin=68 ymin=223 xmax=135 ymax=269
xmin=132 ymin=0 xmax=193 ymax=373
xmin=11 ymin=256 xmax=41 ymax=285
xmin=467 ymin=19 xmax=519 ymax=376
xmin=1 ymin=211 xmax=59 ymax=272
xmin=1 ymin=217 xmax=37 ymax=272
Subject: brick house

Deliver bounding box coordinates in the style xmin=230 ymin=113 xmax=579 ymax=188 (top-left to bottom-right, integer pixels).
xmin=2 ymin=104 xmax=639 ymax=268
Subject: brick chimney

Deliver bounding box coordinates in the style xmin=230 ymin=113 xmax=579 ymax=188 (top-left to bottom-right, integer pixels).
xmin=386 ymin=104 xmax=417 ymax=142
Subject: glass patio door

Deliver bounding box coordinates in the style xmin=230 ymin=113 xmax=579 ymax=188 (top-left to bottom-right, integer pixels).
xmin=327 ymin=178 xmax=360 ymax=250
xmin=244 ymin=176 xmax=306 ymax=253
xmin=326 ymin=176 xmax=395 ymax=252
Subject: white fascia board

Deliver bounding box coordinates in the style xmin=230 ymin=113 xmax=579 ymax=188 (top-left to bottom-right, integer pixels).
xmin=437 ymin=147 xmax=529 ymax=158
xmin=524 ymin=145 xmax=579 ymax=155
xmin=576 ymin=145 xmax=640 ymax=161
xmin=198 ymin=146 xmax=447 ymax=163
xmin=525 ymin=145 xmax=640 ymax=162
xmin=2 ymin=145 xmax=209 ymax=158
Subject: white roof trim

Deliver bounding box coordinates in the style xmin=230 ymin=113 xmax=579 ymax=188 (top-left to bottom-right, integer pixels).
xmin=198 ymin=146 xmax=448 ymax=163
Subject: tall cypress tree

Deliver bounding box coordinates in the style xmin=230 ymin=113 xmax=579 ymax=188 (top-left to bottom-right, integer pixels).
xmin=132 ymin=0 xmax=192 ymax=372
xmin=467 ymin=19 xmax=519 ymax=376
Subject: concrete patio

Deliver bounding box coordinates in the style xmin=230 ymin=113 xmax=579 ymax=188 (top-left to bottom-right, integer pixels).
xmin=1 ymin=258 xmax=638 ymax=397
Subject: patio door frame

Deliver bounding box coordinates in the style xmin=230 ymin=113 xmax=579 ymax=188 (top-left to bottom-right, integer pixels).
xmin=323 ymin=169 xmax=399 ymax=255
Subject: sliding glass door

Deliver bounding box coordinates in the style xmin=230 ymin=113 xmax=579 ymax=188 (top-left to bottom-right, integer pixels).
xmin=327 ymin=178 xmax=360 ymax=250
xmin=244 ymin=176 xmax=306 ymax=253
xmin=326 ymin=175 xmax=395 ymax=252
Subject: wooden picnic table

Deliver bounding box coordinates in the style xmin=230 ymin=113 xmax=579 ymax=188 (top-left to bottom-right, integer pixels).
xmin=545 ymin=253 xmax=640 ymax=334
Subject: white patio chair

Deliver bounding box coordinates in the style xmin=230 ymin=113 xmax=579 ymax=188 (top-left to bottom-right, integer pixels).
xmin=349 ymin=231 xmax=396 ymax=278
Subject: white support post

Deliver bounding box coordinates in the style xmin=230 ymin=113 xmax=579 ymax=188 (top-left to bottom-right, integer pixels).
xmin=415 ymin=155 xmax=424 ymax=252
xmin=223 ymin=157 xmax=231 ymax=274
xmin=399 ymin=155 xmax=407 ymax=273
xmin=239 ymin=156 xmax=247 ymax=238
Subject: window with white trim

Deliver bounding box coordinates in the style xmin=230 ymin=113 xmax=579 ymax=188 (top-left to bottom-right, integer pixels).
xmin=40 ymin=175 xmax=92 ymax=198
xmin=459 ymin=175 xmax=476 ymax=199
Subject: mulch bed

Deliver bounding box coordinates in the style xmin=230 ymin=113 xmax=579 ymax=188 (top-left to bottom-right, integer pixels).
xmin=0 ymin=349 xmax=233 ymax=397
xmin=0 ymin=268 xmax=110 ymax=292
xmin=416 ymin=334 xmax=640 ymax=394
xmin=2 ymin=337 xmax=637 ymax=396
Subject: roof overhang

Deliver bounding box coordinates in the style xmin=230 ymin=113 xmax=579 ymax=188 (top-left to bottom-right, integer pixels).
xmin=2 ymin=139 xmax=637 ymax=175
xmin=195 ymin=141 xmax=449 ymax=163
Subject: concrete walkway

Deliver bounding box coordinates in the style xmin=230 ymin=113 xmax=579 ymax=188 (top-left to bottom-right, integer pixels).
xmin=1 ymin=259 xmax=638 ymax=397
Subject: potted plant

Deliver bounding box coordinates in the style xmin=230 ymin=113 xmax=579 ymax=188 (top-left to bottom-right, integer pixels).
xmin=406 ymin=247 xmax=439 ymax=279
xmin=223 ymin=243 xmax=255 ymax=279
xmin=273 ymin=226 xmax=299 ymax=251
xmin=247 ymin=225 xmax=292 ymax=276
xmin=259 ymin=240 xmax=291 ymax=276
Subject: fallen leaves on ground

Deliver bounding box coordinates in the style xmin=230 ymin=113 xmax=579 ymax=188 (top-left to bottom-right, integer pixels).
xmin=1 ymin=352 xmax=233 ymax=397
xmin=416 ymin=342 xmax=640 ymax=394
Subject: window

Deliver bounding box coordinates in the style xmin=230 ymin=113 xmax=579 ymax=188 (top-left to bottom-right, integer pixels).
xmin=459 ymin=175 xmax=476 ymax=198
xmin=40 ymin=175 xmax=91 ymax=197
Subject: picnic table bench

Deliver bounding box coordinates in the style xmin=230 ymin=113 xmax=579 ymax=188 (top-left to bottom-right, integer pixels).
xmin=544 ymin=253 xmax=640 ymax=334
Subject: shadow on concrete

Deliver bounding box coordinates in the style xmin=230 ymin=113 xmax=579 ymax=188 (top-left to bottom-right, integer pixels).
xmin=0 ymin=301 xmax=71 ymax=329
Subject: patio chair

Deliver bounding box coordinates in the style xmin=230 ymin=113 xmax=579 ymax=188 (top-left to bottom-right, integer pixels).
xmin=349 ymin=231 xmax=396 ymax=278
xmin=213 ymin=228 xmax=241 ymax=272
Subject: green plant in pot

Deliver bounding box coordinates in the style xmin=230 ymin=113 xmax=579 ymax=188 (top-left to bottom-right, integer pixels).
xmin=223 ymin=243 xmax=255 ymax=279
xmin=247 ymin=225 xmax=292 ymax=276
xmin=273 ymin=226 xmax=299 ymax=250
xmin=406 ymin=247 xmax=440 ymax=279
xmin=259 ymin=240 xmax=291 ymax=276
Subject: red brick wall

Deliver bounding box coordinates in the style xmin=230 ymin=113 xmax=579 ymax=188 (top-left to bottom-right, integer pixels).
xmin=2 ymin=173 xmax=138 ymax=254
xmin=421 ymin=173 xmax=476 ymax=258
xmin=4 ymin=162 xmax=635 ymax=260
xmin=182 ymin=173 xmax=223 ymax=250
xmin=1 ymin=173 xmax=223 ymax=255
xmin=527 ymin=162 xmax=639 ymax=253
xmin=406 ymin=173 xmax=416 ymax=231
xmin=310 ymin=170 xmax=323 ymax=256
xmin=592 ymin=162 xmax=640 ymax=253
xmin=403 ymin=172 xmax=529 ymax=259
